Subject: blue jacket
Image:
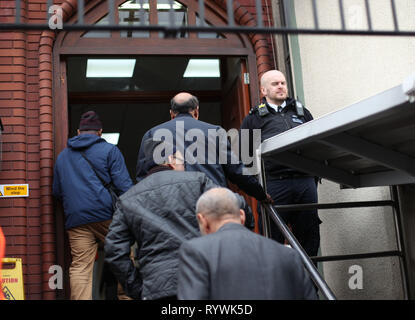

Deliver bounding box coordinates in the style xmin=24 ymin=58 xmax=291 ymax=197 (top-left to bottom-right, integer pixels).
xmin=136 ymin=113 xmax=267 ymax=201
xmin=53 ymin=134 xmax=133 ymax=229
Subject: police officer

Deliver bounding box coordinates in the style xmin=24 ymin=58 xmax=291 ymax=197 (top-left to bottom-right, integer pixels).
xmin=240 ymin=70 xmax=321 ymax=259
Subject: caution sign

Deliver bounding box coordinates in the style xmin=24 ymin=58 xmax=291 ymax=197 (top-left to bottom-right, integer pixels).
xmin=1 ymin=258 xmax=25 ymax=300
xmin=0 ymin=184 xmax=29 ymax=197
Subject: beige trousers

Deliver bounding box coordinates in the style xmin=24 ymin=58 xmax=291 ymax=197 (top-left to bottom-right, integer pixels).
xmin=67 ymin=220 xmax=111 ymax=300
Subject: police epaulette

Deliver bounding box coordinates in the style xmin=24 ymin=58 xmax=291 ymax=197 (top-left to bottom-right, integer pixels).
xmin=295 ymin=100 xmax=305 ymax=117
xmin=257 ymin=103 xmax=269 ymax=116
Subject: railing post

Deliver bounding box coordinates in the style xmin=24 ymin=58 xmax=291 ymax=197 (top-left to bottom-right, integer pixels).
xmin=256 ymin=148 xmax=271 ymax=238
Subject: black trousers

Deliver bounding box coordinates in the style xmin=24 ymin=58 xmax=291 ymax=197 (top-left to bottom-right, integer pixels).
xmin=259 ymin=176 xmax=321 ymax=258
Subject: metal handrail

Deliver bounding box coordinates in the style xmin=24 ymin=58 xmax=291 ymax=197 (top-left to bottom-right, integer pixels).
xmin=262 ymin=203 xmax=337 ymax=300
xmin=390 ymin=185 xmax=410 ymax=299
xmin=260 ymin=190 xmax=408 ymax=299
xmin=272 ymin=200 xmax=406 ymax=267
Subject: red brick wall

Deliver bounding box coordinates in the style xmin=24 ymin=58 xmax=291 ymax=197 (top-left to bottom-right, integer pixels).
xmin=1 ymin=0 xmax=43 ymax=299
xmin=238 ymin=0 xmax=276 ymax=70
xmin=0 ymin=0 xmax=275 ymax=300
xmin=0 ymin=26 xmax=43 ymax=298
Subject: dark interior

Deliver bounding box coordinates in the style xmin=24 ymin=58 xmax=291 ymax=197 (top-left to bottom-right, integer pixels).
xmin=66 ymin=56 xmax=242 ymax=180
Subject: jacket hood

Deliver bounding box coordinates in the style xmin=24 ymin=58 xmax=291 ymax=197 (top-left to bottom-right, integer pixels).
xmin=67 ymin=133 xmax=104 ymax=150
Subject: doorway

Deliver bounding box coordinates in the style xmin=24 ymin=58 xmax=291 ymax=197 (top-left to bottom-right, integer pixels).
xmin=63 ymin=55 xmax=251 ymax=299
xmin=66 ymin=56 xmax=249 ymax=179
xmin=52 ymin=0 xmax=262 ymax=299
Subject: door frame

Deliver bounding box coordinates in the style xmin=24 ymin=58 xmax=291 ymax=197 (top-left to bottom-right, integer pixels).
xmin=51 ymin=0 xmax=267 ymax=299
xmin=53 ymin=55 xmax=256 ymax=300
xmin=53 ymin=0 xmax=262 ymax=158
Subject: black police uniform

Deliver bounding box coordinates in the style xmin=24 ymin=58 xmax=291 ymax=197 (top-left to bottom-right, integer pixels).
xmin=240 ymin=97 xmax=321 ymax=258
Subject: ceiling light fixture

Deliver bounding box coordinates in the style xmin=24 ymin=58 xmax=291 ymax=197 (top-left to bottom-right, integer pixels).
xmin=183 ymin=59 xmax=220 ymax=78
xmin=86 ymin=59 xmax=136 ymax=78
xmin=101 ymin=133 xmax=120 ymax=145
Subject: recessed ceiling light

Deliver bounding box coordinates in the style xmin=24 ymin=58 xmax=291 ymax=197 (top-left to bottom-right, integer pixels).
xmin=86 ymin=59 xmax=136 ymax=78
xmin=102 ymin=133 xmax=120 ymax=145
xmin=183 ymin=59 xmax=220 ymax=78
xmin=119 ymin=1 xmax=183 ymax=10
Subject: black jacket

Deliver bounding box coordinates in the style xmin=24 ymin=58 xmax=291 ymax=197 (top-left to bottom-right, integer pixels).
xmin=136 ymin=113 xmax=267 ymax=201
xmin=104 ymin=169 xmax=217 ymax=300
xmin=240 ymin=98 xmax=314 ymax=177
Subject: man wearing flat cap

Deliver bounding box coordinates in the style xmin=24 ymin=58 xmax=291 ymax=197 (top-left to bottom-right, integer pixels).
xmin=53 ymin=110 xmax=133 ymax=300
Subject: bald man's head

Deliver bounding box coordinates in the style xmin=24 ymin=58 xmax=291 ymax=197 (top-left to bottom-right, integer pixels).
xmin=196 ymin=188 xmax=245 ymax=235
xmin=260 ymin=70 xmax=288 ymax=105
xmin=173 ymin=92 xmax=193 ymax=104
xmin=170 ymin=92 xmax=199 ymax=114
xmin=260 ymin=70 xmax=285 ymax=87
xmin=196 ymin=188 xmax=240 ymax=219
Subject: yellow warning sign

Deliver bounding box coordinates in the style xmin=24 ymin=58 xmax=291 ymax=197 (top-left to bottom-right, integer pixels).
xmin=1 ymin=258 xmax=25 ymax=300
xmin=0 ymin=184 xmax=29 ymax=197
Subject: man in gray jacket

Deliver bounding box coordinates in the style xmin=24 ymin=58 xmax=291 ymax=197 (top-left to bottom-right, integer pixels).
xmin=177 ymin=187 xmax=318 ymax=300
xmin=104 ymin=139 xmax=217 ymax=300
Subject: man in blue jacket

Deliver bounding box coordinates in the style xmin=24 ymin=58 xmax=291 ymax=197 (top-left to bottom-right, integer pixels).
xmin=53 ymin=111 xmax=133 ymax=300
xmin=136 ymin=92 xmax=271 ymax=205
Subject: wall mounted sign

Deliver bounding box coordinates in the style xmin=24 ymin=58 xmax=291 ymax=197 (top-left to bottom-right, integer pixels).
xmin=0 ymin=184 xmax=29 ymax=197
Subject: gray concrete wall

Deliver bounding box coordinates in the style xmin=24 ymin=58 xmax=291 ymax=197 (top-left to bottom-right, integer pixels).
xmin=318 ymin=181 xmax=404 ymax=299
xmin=271 ymin=0 xmax=415 ymax=299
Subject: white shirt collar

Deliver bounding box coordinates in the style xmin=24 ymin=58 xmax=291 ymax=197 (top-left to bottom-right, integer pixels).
xmin=268 ymin=101 xmax=286 ymax=112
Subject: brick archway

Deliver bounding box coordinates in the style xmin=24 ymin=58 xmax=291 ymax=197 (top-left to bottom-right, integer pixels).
xmin=211 ymin=0 xmax=273 ymax=79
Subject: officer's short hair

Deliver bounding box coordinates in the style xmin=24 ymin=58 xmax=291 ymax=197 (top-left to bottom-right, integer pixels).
xmin=170 ymin=95 xmax=199 ymax=114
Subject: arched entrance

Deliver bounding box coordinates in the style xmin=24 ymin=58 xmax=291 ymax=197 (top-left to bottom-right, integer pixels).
xmin=50 ymin=0 xmax=271 ymax=299
xmin=53 ymin=0 xmax=273 ymax=153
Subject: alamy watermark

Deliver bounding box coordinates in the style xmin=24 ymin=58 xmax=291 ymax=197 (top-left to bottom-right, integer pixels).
xmin=48 ymin=5 xmax=63 ymax=30
xmin=48 ymin=265 xmax=63 ymax=290
xmin=348 ymin=264 xmax=363 ymax=290
xmin=150 ymin=122 xmax=262 ymax=175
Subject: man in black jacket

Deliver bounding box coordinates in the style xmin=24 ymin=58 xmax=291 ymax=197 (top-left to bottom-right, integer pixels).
xmin=105 ymin=139 xmax=220 ymax=299
xmin=241 ymin=70 xmax=321 ymax=259
xmin=177 ymin=187 xmax=318 ymax=300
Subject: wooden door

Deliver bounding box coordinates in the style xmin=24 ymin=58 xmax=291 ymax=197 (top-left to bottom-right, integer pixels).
xmin=221 ymin=58 xmax=260 ymax=233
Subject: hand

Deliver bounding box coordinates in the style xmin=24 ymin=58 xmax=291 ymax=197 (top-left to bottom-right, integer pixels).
xmin=261 ymin=193 xmax=274 ymax=205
